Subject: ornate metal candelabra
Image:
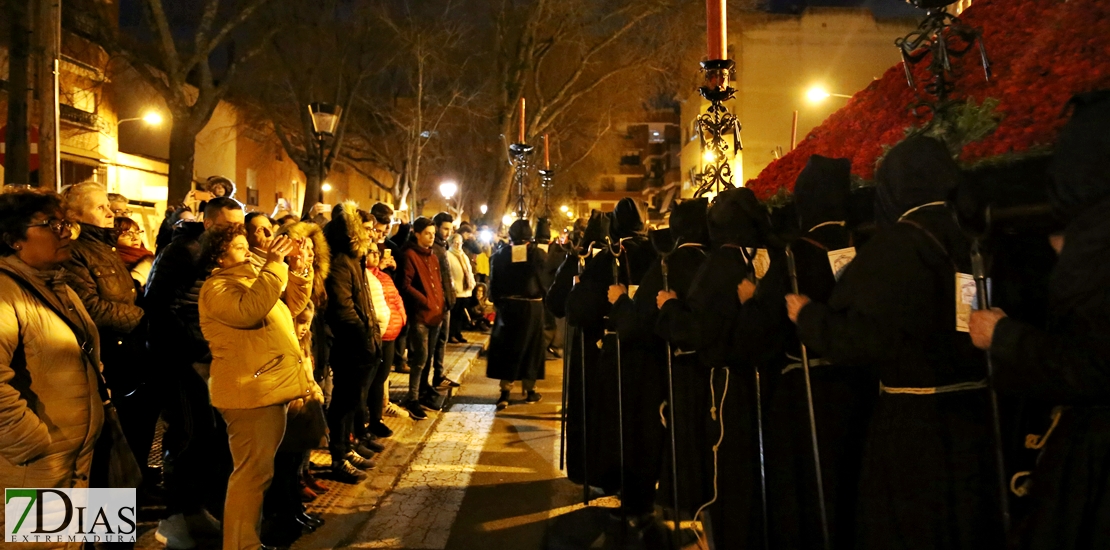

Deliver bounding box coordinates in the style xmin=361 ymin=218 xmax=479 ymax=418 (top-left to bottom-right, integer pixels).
xmin=538 ymin=168 xmax=554 ymax=216
xmin=896 ymin=1 xmax=991 ymax=115
xmin=694 ymin=59 xmax=743 ymax=199
xmin=509 ymin=142 xmax=534 ymax=219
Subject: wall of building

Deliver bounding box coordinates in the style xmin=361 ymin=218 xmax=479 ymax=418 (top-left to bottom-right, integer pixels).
xmin=678 ymin=8 xmax=918 ymax=195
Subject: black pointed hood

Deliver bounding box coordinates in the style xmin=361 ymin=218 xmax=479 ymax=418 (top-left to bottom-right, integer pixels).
xmin=612 ymin=198 xmax=644 ymax=239
xmin=669 ymin=198 xmax=710 ymax=246
xmin=509 ymin=219 xmax=533 ymax=244
xmin=708 ymin=187 xmax=771 ymax=247
xmin=579 ymin=210 xmax=606 ymax=251
xmin=794 ymin=155 xmax=851 ymax=231
xmin=534 ymin=217 xmax=552 ymax=244
xmin=1050 ymin=90 xmax=1110 ymax=222
xmin=874 ymin=135 xmax=960 ymax=226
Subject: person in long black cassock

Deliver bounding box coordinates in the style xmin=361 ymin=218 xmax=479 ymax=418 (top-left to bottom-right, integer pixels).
xmin=970 ymin=91 xmax=1110 ymax=550
xmin=788 ymin=135 xmax=1005 ymax=549
xmin=551 ymin=211 xmax=606 ymax=486
xmin=606 ymin=198 xmax=709 ymax=526
xmin=657 ymin=187 xmax=781 ymax=550
xmin=766 ymin=155 xmax=877 ymax=550
xmin=535 ymin=218 xmax=565 ymax=358
xmin=487 ymin=220 xmax=546 ymax=408
xmin=566 ymin=199 xmax=656 ymax=496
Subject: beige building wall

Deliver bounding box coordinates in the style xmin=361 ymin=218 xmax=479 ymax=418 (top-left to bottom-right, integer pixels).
xmin=679 ymin=8 xmax=917 ymax=193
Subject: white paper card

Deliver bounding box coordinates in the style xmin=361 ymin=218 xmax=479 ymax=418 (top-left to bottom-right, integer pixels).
xmin=753 ymin=248 xmax=771 ymax=281
xmin=956 ymin=272 xmax=976 ymax=333
xmin=512 ymin=244 xmax=528 ymax=263
xmin=628 ymin=285 xmax=639 ymax=299
xmin=537 ymin=243 xmax=550 ymax=253
xmin=827 ymin=247 xmax=857 ymax=281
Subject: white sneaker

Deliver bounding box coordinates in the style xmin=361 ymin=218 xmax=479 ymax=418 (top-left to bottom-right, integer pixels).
xmin=385 ymin=401 xmax=406 ymax=417
xmin=155 ymin=514 xmax=197 ymax=549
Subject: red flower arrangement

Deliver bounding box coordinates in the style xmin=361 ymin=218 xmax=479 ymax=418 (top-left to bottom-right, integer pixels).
xmin=746 ymin=0 xmax=1110 ymax=201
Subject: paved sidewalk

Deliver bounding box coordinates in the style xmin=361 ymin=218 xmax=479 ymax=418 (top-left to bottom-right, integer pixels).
xmin=293 ymin=334 xmax=488 ymax=549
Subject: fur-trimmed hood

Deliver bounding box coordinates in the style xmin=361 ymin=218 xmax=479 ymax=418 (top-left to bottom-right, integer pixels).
xmin=276 ymin=220 xmax=330 ymax=307
xmin=324 ymin=200 xmax=370 ymax=259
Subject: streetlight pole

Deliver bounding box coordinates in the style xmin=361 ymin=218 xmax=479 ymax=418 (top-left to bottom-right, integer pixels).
xmin=308 ymin=102 xmax=342 ymax=213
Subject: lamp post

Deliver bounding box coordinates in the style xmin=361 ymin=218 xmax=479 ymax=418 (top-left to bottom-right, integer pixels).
xmin=439 ymin=180 xmax=458 ymax=217
xmin=309 ymin=102 xmax=342 ymax=206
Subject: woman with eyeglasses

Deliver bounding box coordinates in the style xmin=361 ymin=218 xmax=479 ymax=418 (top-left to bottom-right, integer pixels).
xmin=114 ymin=217 xmax=154 ymax=290
xmin=0 ymin=189 xmax=105 ymax=550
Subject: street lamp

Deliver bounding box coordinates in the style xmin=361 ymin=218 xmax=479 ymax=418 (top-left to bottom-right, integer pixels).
xmin=559 ymin=205 xmax=569 ymax=213
xmin=805 ymin=86 xmax=852 ymax=104
xmin=321 ymin=183 xmax=333 ymax=192
xmin=480 ymin=204 xmax=488 ymax=215
xmin=439 ymin=180 xmax=458 ymax=200
xmin=309 ymin=102 xmax=342 ymax=205
xmin=118 ymin=111 xmax=163 ymax=126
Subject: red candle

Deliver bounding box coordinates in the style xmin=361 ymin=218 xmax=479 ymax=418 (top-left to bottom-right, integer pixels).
xmin=544 ymin=133 xmax=551 ymax=169
xmin=518 ymin=97 xmax=526 ymax=144
xmin=706 ymin=0 xmax=727 ymax=60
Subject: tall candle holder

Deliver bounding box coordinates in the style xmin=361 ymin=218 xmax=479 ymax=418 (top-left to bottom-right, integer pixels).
xmin=694 ymin=59 xmax=742 ymax=198
xmin=509 ymin=142 xmax=534 ymax=219
xmin=538 ymin=167 xmax=554 ymax=216
xmin=895 ymin=2 xmax=991 ymax=116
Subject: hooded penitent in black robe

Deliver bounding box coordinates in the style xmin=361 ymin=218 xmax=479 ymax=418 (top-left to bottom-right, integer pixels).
xmin=796 ymin=136 xmax=1005 ymax=549
xmin=766 ymin=155 xmax=877 ymax=550
xmin=566 ymin=199 xmax=657 ymax=494
xmin=988 ymin=91 xmax=1110 ymax=550
xmin=561 ymin=212 xmax=610 ymax=486
xmin=486 ymin=220 xmax=547 ymax=383
xmin=657 ymin=188 xmax=780 ymax=550
xmin=609 ymin=198 xmax=710 ymax=518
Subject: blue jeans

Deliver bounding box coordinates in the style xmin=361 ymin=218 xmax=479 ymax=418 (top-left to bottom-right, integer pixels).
xmin=407 ymin=322 xmax=440 ymax=401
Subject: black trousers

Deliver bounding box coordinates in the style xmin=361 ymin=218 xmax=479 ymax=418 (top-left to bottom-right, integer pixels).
xmin=160 ymin=362 xmax=231 ymax=516
xmin=328 ymin=359 xmax=377 ymax=457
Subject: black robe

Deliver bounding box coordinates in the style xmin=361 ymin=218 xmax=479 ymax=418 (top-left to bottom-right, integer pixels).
xmin=766 ymin=223 xmax=877 ymax=550
xmin=658 ymin=245 xmax=771 ymax=549
xmin=565 ymin=238 xmax=655 ymax=493
xmin=563 ymin=247 xmax=610 ymax=487
xmin=485 ymin=242 xmax=546 ymax=382
xmin=796 ymin=208 xmax=1005 ymax=549
xmin=990 ymin=198 xmax=1110 ymax=550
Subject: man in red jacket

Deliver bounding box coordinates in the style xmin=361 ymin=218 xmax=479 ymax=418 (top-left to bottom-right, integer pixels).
xmin=398 ymin=217 xmax=445 ymax=420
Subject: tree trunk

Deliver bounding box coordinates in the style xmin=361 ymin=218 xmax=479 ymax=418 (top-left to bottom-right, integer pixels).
xmin=301 ymin=170 xmax=322 ymax=220
xmin=5 ymin=0 xmax=32 ymax=187
xmin=488 ymin=162 xmax=514 ymax=228
xmin=36 ymin=0 xmax=60 ymax=191
xmin=167 ymin=119 xmax=198 ymax=206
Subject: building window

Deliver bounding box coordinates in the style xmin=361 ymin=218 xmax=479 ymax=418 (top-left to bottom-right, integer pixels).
xmin=60 ymin=158 xmax=97 ymax=188
xmin=619 ymin=153 xmax=641 ymax=166
xmin=246 ymin=188 xmax=259 ymax=206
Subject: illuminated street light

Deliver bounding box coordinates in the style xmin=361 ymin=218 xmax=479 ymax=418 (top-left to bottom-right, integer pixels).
xmin=480 ymin=204 xmax=488 ymax=215
xmin=565 ymin=211 xmax=574 ymax=219
xmin=502 ymin=214 xmax=513 ymax=226
xmin=806 ymin=85 xmax=853 ymax=104
xmin=119 ymin=111 xmax=164 ymax=126
xmin=439 ymin=180 xmax=458 ymax=200
xmin=321 ymin=183 xmax=333 ymax=192
xmin=559 ymin=205 xmax=569 ymax=213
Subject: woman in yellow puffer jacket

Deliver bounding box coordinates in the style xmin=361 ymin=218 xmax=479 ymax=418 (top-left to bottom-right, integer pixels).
xmin=197 ymin=223 xmax=314 ymax=550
